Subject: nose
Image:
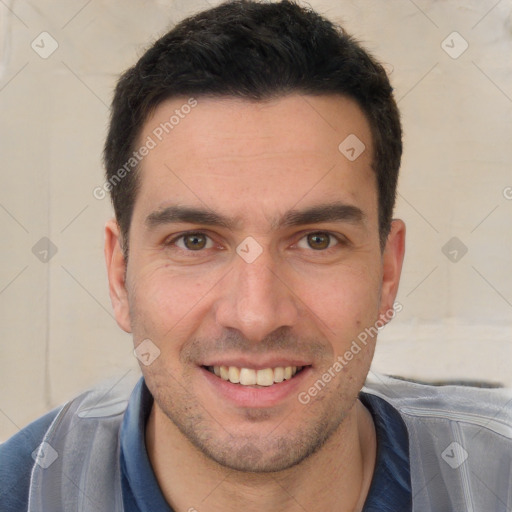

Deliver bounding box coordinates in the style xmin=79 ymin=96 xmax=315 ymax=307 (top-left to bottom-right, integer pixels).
xmin=214 ymin=250 xmax=300 ymax=343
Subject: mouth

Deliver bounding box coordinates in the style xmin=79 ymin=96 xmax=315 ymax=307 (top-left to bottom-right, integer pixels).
xmin=203 ymin=365 xmax=308 ymax=387
xmin=200 ymin=362 xmax=312 ymax=408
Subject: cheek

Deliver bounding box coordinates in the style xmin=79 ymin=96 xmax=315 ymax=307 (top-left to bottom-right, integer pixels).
xmin=291 ymin=261 xmax=382 ymax=334
xmin=127 ymin=264 xmax=219 ymax=344
xmin=128 ymin=269 xmax=215 ymax=385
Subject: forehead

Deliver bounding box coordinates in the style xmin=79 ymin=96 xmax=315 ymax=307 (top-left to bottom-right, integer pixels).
xmin=133 ymin=94 xmax=376 ymax=224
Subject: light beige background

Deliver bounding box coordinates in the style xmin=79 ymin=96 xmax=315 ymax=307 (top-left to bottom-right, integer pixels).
xmin=1 ymin=0 xmax=511 ymax=441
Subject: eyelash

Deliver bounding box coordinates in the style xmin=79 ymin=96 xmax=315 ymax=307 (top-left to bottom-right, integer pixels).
xmin=166 ymin=232 xmax=216 ymax=251
xmin=165 ymin=231 xmax=347 ymax=252
xmin=296 ymin=232 xmax=341 ymax=250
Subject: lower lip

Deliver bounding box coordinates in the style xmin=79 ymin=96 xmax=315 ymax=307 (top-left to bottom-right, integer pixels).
xmin=200 ymin=366 xmax=312 ymax=408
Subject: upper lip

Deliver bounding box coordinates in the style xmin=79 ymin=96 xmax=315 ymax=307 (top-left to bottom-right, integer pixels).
xmin=201 ymin=357 xmax=312 ymax=370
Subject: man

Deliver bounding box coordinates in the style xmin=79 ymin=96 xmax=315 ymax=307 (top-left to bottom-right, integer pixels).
xmin=1 ymin=1 xmax=511 ymax=511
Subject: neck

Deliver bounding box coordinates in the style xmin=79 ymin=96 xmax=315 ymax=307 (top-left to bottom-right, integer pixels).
xmin=146 ymin=400 xmax=376 ymax=512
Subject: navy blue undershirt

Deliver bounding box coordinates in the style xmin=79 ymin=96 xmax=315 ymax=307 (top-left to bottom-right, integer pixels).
xmin=0 ymin=378 xmax=411 ymax=511
xmin=121 ymin=379 xmax=412 ymax=511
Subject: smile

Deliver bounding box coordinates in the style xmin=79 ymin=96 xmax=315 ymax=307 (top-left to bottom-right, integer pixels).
xmin=205 ymin=365 xmax=306 ymax=387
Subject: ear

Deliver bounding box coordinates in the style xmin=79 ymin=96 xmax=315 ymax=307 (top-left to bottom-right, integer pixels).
xmin=104 ymin=219 xmax=132 ymax=333
xmin=378 ymin=219 xmax=406 ymax=324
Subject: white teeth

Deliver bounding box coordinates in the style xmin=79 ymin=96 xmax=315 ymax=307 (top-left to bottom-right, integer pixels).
xmin=210 ymin=365 xmax=304 ymax=386
xmin=228 ymin=366 xmax=240 ymax=383
xmin=256 ymin=368 xmax=274 ymax=386
xmin=274 ymin=367 xmax=284 ymax=383
xmin=220 ymin=365 xmax=229 ymax=380
xmin=239 ymin=368 xmax=257 ymax=385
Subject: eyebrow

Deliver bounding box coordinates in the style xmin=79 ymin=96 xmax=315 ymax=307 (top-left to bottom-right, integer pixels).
xmin=278 ymin=202 xmax=365 ymax=228
xmin=145 ymin=202 xmax=365 ymax=231
xmin=145 ymin=206 xmax=235 ymax=230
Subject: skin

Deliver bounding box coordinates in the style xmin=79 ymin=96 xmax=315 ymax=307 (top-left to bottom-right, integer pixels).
xmin=105 ymin=94 xmax=405 ymax=512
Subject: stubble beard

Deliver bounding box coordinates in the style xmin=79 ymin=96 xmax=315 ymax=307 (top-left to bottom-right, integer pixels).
xmin=146 ymin=366 xmax=357 ymax=474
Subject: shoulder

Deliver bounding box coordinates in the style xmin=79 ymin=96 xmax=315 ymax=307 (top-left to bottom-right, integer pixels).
xmin=363 ymin=372 xmax=512 ymax=427
xmin=0 ymin=374 xmax=140 ymax=512
xmin=0 ymin=407 xmax=61 ymax=511
xmin=363 ymin=373 xmax=512 ymax=510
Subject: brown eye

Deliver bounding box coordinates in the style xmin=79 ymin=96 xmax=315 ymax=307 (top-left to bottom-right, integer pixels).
xmin=307 ymin=232 xmax=332 ymax=250
xmin=182 ymin=233 xmax=208 ymax=250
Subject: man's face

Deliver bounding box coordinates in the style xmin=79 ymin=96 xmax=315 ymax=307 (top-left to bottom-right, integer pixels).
xmin=106 ymin=94 xmax=404 ymax=472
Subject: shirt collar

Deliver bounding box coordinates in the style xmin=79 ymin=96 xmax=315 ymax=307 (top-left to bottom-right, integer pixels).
xmin=120 ymin=378 xmax=412 ymax=512
xmin=359 ymin=391 xmax=412 ymax=511
xmin=120 ymin=378 xmax=172 ymax=512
